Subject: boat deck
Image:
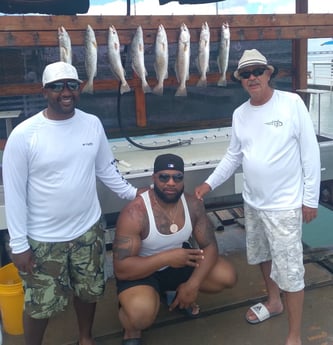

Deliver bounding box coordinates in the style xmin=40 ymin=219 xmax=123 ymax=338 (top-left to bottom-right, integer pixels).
xmin=3 ymin=205 xmax=333 ymax=345
xmin=1 ymin=90 xmax=333 ymax=345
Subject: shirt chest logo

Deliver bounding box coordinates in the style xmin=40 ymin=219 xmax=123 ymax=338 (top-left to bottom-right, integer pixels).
xmin=265 ymin=120 xmax=283 ymax=127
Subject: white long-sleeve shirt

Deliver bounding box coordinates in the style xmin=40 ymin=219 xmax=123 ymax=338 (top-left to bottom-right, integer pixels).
xmin=3 ymin=109 xmax=137 ymax=254
xmin=206 ymin=90 xmax=321 ymax=211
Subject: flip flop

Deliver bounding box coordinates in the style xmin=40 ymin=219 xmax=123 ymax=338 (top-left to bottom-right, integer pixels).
xmin=245 ymin=302 xmax=283 ymax=324
xmin=164 ymin=290 xmax=201 ymax=319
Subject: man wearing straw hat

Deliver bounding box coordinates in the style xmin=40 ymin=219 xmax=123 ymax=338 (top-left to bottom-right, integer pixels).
xmin=195 ymin=49 xmax=321 ymax=345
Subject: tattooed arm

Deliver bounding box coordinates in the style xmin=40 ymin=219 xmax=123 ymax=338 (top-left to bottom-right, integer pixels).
xmin=179 ymin=194 xmax=219 ymax=289
xmin=113 ymin=195 xmax=204 ymax=281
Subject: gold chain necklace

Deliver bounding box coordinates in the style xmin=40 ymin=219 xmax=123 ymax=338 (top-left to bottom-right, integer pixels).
xmin=152 ymin=192 xmax=180 ymax=233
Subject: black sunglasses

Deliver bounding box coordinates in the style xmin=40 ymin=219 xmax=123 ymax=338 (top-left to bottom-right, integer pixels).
xmin=239 ymin=68 xmax=267 ymax=79
xmin=157 ymin=173 xmax=184 ymax=183
xmin=45 ymin=81 xmax=80 ymax=92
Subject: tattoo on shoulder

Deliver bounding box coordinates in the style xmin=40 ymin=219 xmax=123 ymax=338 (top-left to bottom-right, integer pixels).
xmin=190 ymin=199 xmax=217 ymax=248
xmin=197 ymin=216 xmax=217 ymax=248
xmin=113 ymin=235 xmax=133 ymax=261
xmin=126 ymin=200 xmax=147 ymax=224
xmin=188 ymin=195 xmax=206 ymax=220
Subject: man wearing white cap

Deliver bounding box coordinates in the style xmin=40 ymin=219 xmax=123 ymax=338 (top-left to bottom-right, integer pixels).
xmin=196 ymin=49 xmax=321 ymax=345
xmin=2 ymin=61 xmax=142 ymax=345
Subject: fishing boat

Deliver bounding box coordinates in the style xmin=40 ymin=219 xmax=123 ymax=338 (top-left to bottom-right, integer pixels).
xmin=0 ymin=1 xmax=332 ymax=344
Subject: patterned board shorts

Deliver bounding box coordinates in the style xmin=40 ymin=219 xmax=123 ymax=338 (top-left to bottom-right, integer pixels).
xmin=244 ymin=203 xmax=304 ymax=292
xmin=20 ymin=220 xmax=105 ymax=319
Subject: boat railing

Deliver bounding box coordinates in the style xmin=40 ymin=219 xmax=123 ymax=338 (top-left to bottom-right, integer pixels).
xmin=312 ymin=61 xmax=333 ymax=91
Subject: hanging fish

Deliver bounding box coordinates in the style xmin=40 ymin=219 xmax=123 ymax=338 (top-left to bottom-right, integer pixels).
xmin=108 ymin=25 xmax=131 ymax=94
xmin=82 ymin=24 xmax=98 ymax=94
xmin=196 ymin=22 xmax=210 ymax=87
xmin=58 ymin=26 xmax=72 ymax=65
xmin=175 ymin=23 xmax=190 ymax=97
xmin=217 ymin=23 xmax=230 ymax=87
xmin=153 ymin=24 xmax=168 ymax=96
xmin=130 ymin=26 xmax=151 ymax=94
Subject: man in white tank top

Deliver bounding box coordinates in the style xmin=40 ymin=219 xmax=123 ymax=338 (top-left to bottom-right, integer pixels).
xmin=113 ymin=154 xmax=237 ymax=345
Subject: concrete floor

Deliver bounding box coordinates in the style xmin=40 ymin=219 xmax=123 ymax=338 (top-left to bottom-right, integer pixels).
xmin=3 ymin=242 xmax=333 ymax=345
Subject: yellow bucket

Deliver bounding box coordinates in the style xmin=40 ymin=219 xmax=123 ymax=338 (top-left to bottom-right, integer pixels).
xmin=0 ymin=263 xmax=24 ymax=335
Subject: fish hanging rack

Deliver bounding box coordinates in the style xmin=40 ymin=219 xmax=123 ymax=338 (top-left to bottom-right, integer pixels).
xmin=0 ymin=14 xmax=332 ymax=89
xmin=0 ymin=14 xmax=331 ymax=85
xmin=0 ymin=14 xmax=333 ymax=129
xmin=1 ymin=14 xmax=333 ymax=47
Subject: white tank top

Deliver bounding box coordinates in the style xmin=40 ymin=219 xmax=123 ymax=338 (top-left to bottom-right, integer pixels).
xmin=139 ymin=191 xmax=193 ymax=269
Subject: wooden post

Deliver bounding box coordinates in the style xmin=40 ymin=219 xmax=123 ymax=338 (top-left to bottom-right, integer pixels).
xmin=293 ymin=0 xmax=308 ymax=91
xmin=133 ymin=74 xmax=147 ymax=127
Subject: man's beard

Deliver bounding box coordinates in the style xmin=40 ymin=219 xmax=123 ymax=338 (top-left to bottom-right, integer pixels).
xmin=154 ymin=185 xmax=184 ymax=204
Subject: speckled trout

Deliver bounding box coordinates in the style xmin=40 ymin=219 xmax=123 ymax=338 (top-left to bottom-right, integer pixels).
xmin=153 ymin=24 xmax=168 ymax=96
xmin=58 ymin=26 xmax=72 ymax=65
xmin=175 ymin=23 xmax=190 ymax=97
xmin=196 ymin=22 xmax=210 ymax=87
xmin=82 ymin=25 xmax=97 ymax=94
xmin=217 ymin=22 xmax=230 ymax=87
xmin=108 ymin=25 xmax=131 ymax=94
xmin=131 ymin=26 xmax=151 ymax=93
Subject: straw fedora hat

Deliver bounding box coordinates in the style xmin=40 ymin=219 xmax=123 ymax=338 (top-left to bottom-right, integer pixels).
xmin=233 ymin=49 xmax=278 ymax=80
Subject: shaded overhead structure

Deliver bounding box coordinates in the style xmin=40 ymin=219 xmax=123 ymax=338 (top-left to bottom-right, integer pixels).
xmin=0 ymin=0 xmax=90 ymax=15
xmin=160 ymin=0 xmax=225 ymax=5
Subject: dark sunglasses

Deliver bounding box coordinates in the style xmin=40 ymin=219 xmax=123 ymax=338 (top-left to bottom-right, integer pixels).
xmin=45 ymin=81 xmax=80 ymax=92
xmin=239 ymin=68 xmax=267 ymax=79
xmin=158 ymin=173 xmax=184 ymax=183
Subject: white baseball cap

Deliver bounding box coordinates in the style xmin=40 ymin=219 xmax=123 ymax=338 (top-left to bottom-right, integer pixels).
xmin=42 ymin=61 xmax=82 ymax=86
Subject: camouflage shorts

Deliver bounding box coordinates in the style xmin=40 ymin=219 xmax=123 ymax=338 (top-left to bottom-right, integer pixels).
xmin=244 ymin=203 xmax=304 ymax=292
xmin=21 ymin=220 xmax=105 ymax=319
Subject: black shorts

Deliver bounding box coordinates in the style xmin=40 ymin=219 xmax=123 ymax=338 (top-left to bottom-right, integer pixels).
xmin=116 ymin=265 xmax=194 ymax=296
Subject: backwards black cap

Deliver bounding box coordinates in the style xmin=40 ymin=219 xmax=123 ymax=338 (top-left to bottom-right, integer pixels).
xmin=154 ymin=154 xmax=184 ymax=173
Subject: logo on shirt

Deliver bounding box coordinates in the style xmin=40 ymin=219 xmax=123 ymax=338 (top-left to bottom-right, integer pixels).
xmin=82 ymin=142 xmax=93 ymax=146
xmin=265 ymin=120 xmax=283 ymax=127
